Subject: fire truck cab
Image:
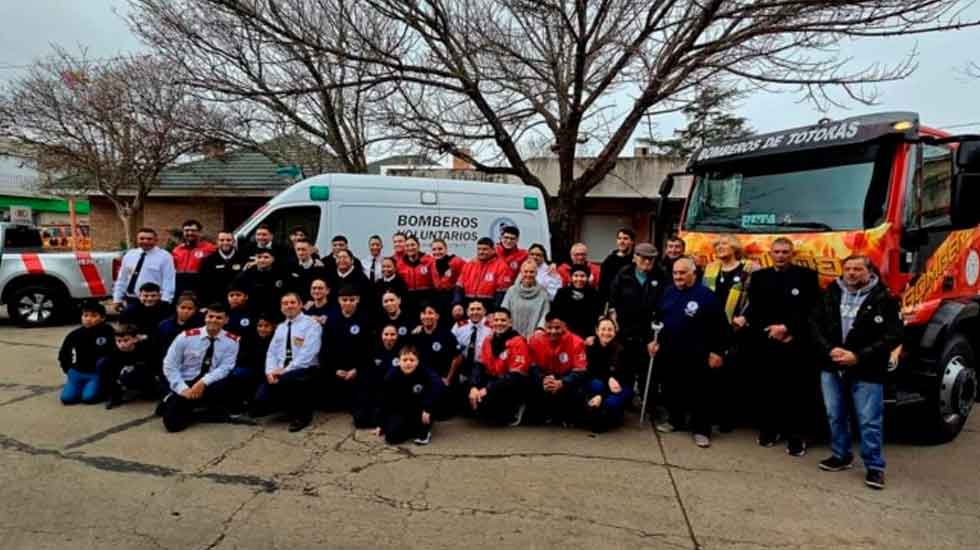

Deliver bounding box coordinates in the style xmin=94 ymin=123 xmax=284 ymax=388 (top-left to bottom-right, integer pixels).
xmin=662 ymin=112 xmax=980 ymax=442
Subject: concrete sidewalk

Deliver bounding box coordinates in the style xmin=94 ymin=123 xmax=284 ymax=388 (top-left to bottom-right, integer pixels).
xmin=0 ymin=323 xmax=977 ymax=549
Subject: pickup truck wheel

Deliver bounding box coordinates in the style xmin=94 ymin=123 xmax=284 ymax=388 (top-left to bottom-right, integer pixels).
xmin=7 ymin=285 xmax=65 ymax=327
xmin=927 ymin=334 xmax=977 ymax=443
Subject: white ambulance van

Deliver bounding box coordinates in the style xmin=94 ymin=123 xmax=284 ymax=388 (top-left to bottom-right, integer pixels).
xmin=233 ymin=174 xmax=551 ymax=259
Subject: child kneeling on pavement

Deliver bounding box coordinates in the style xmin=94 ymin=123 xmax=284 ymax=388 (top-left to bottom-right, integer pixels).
xmin=58 ymin=301 xmax=116 ymax=405
xmin=376 ymin=344 xmax=442 ymax=445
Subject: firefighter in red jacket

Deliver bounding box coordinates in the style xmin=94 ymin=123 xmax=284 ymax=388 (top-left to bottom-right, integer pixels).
xmin=495 ymin=225 xmax=528 ymax=280
xmin=468 ymin=308 xmax=530 ymax=426
xmin=396 ymin=234 xmax=436 ymax=313
xmin=527 ymin=312 xmax=588 ymax=425
xmin=452 ymin=238 xmax=513 ymax=318
xmin=171 ymin=219 xmax=217 ymax=299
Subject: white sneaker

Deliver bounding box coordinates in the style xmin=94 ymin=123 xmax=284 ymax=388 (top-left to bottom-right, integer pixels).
xmin=655 ymin=420 xmax=675 ymax=433
xmin=693 ymin=434 xmax=711 ymax=448
xmin=413 ymin=430 xmax=432 ymax=445
xmin=509 ymin=404 xmax=526 ymax=427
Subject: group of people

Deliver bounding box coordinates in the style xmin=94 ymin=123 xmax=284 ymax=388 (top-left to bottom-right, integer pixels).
xmin=57 ymin=220 xmax=902 ymax=490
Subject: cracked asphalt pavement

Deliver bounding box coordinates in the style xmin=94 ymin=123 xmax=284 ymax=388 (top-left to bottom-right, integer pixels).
xmin=1 ymin=321 xmax=978 ymax=549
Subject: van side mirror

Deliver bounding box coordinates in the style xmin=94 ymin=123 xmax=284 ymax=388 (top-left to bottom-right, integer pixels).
xmin=951 ymin=173 xmax=980 ymax=228
xmin=955 ymin=140 xmax=980 ymax=170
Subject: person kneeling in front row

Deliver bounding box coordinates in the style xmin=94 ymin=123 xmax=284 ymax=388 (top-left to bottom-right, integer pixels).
xmin=251 ymin=293 xmax=323 ymax=432
xmin=377 ymin=344 xmax=443 ymax=445
xmin=160 ymin=303 xmax=239 ymax=433
xmin=468 ymin=308 xmax=530 ymax=426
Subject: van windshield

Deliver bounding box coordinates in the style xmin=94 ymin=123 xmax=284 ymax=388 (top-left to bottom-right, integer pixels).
xmin=684 ymin=140 xmax=896 ymax=233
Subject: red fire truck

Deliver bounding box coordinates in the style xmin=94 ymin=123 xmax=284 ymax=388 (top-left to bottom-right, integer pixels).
xmin=658 ymin=112 xmax=980 ymax=441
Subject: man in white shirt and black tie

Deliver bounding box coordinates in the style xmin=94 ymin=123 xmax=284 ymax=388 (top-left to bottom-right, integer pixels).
xmin=452 ymin=300 xmax=492 ymax=386
xmin=112 ymin=228 xmax=176 ymax=312
xmin=160 ymin=303 xmax=239 ymax=432
xmin=251 ymin=292 xmax=323 ymax=431
xmin=363 ymin=235 xmax=384 ymax=283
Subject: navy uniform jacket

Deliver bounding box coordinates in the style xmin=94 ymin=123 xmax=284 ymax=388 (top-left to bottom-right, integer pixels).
xmin=233 ymin=266 xmax=289 ymax=316
xmin=321 ymin=311 xmax=374 ymax=371
xmin=198 ymin=249 xmax=247 ymax=306
xmin=378 ymin=311 xmax=419 ymax=339
xmin=409 ymin=327 xmax=462 ymax=378
xmin=225 ymin=307 xmax=257 ymax=343
xmin=382 ymin=365 xmax=443 ymax=417
xmin=58 ymin=324 xmax=117 ymax=373
xmin=162 ymin=328 xmax=240 ymax=393
xmin=656 ymin=284 xmax=730 ymax=362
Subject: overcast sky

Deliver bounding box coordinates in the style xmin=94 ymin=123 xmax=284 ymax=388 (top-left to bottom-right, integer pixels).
xmin=3 ymin=0 xmax=980 ymax=155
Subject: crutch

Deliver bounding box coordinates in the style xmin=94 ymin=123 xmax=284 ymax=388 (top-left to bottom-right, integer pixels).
xmin=639 ymin=320 xmax=665 ymax=425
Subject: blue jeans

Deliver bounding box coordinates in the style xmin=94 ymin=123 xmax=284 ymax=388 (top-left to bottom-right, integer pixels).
xmin=820 ymin=372 xmax=885 ymax=471
xmin=61 ymin=369 xmax=101 ymax=404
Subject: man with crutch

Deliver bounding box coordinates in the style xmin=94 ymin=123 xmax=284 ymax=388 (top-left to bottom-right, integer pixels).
xmin=649 ymin=257 xmax=730 ymax=448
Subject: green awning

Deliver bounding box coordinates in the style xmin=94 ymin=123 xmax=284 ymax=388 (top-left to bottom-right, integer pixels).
xmin=0 ymin=195 xmax=90 ymax=215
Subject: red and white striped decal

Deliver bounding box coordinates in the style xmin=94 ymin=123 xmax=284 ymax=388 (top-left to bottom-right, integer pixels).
xmin=20 ymin=253 xmax=44 ymax=275
xmin=74 ymin=252 xmax=107 ymax=296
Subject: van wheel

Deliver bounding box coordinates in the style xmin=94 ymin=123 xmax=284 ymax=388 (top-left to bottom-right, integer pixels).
xmin=7 ymin=285 xmax=65 ymax=327
xmin=927 ymin=334 xmax=977 ymax=443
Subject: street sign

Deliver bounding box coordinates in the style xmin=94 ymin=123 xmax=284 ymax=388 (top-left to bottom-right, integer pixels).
xmin=275 ymin=165 xmax=303 ymax=178
xmin=9 ymin=205 xmax=32 ymax=224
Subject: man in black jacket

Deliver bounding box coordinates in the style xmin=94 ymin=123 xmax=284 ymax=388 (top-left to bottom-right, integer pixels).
xmin=598 ymin=228 xmax=636 ymax=304
xmin=607 ymin=242 xmax=666 ymax=401
xmin=810 ymin=255 xmax=902 ymax=490
xmin=198 ymin=231 xmax=247 ymax=306
xmin=740 ymin=237 xmax=820 ymax=455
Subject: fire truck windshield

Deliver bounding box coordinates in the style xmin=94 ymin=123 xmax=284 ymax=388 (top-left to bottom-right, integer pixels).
xmin=684 ymin=140 xmax=896 ymax=233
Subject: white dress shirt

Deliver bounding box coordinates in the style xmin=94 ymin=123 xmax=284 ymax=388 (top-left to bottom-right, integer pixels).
xmin=266 ymin=313 xmax=322 ymax=374
xmin=363 ymin=254 xmax=383 ymax=282
xmin=162 ymin=328 xmax=239 ymax=394
xmin=112 ymin=246 xmax=177 ymax=303
xmin=452 ymin=319 xmax=492 ymax=362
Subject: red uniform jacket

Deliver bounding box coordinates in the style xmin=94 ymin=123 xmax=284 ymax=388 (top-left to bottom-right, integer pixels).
xmin=457 ymin=256 xmax=513 ymax=299
xmin=495 ymin=244 xmax=528 ymax=279
xmin=528 ymin=331 xmax=588 ymax=377
xmin=172 ymin=241 xmax=217 ymax=273
xmin=479 ymin=333 xmax=530 ymax=377
xmin=433 ymin=255 xmax=466 ymax=291
xmin=557 ymin=263 xmax=601 ymax=289
xmin=397 ymin=254 xmax=437 ymax=291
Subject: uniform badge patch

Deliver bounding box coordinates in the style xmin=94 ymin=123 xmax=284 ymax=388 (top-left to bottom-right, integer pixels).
xmin=500 ymin=351 xmax=509 ymax=360
xmin=240 ymin=318 xmax=250 ymax=327
xmin=194 ymin=250 xmax=204 ymax=259
xmin=95 ymin=337 xmax=107 ymax=346
xmin=232 ymin=264 xmax=241 ymax=271
xmin=685 ymin=301 xmax=700 ymax=317
xmin=413 ymin=384 xmax=424 ymax=394
xmin=350 ymin=325 xmax=361 ymax=335
xmin=484 ymin=273 xmax=494 ymax=282
xmin=432 ymin=342 xmax=442 ymax=352
xmin=874 ymin=315 xmax=884 ymax=324
xmin=559 ymin=352 xmax=569 ymax=363
xmin=420 ymin=266 xmax=428 ymax=274
xmin=398 ymin=326 xmax=407 ymax=336
xmin=791 ymin=288 xmax=800 ymax=296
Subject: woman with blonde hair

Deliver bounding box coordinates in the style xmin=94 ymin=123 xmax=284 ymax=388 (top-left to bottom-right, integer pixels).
xmin=500 ymin=260 xmax=551 ymax=339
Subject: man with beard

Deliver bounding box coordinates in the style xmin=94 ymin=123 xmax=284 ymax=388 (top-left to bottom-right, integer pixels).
xmin=199 ymin=231 xmax=247 ymax=306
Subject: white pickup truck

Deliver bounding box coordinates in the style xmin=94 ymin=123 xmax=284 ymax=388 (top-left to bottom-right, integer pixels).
xmin=0 ymin=223 xmax=118 ymax=326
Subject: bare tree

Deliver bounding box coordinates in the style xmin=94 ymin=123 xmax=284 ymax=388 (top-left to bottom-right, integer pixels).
xmin=149 ymin=0 xmax=978 ymax=253
xmin=0 ymin=50 xmax=226 ymax=245
xmin=128 ymin=0 xmax=408 ymax=173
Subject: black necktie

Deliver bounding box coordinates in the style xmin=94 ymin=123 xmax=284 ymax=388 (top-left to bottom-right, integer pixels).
xmin=467 ymin=324 xmax=478 ymax=364
xmin=126 ymin=251 xmax=147 ymax=295
xmin=201 ymin=337 xmax=216 ymax=375
xmin=370 ymin=258 xmax=377 ymax=281
xmin=284 ymin=321 xmax=293 ymax=367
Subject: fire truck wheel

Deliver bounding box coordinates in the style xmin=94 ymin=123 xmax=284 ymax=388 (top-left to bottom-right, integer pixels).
xmin=7 ymin=284 xmax=66 ymax=327
xmin=930 ymin=334 xmax=977 ymax=443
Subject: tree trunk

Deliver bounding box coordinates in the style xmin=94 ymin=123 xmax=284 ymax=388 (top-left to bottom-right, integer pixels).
xmin=546 ymin=191 xmax=584 ymax=264
xmin=113 ymin=202 xmax=142 ymax=249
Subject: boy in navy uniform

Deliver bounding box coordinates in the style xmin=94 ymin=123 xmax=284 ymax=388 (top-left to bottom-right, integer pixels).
xmin=102 ymin=323 xmax=158 ymax=409
xmin=320 ymin=286 xmax=375 ymax=417
xmin=410 ymin=302 xmax=463 ymax=418
xmin=58 ymin=302 xmax=116 ymax=405
xmin=154 ymin=292 xmax=204 ymax=368
xmin=160 ymin=304 xmax=240 ymax=432
xmin=121 ymin=282 xmax=170 ymax=341
xmin=377 ymin=344 xmax=442 ymax=445
xmin=252 ymin=292 xmax=323 ymax=432
xmin=468 ymin=308 xmax=531 ymax=426
xmin=225 ymin=283 xmax=258 ymax=342
xmin=229 ymin=312 xmax=277 ymax=413
xmin=651 ymin=257 xmax=730 ymax=448
xmin=234 ymin=248 xmax=288 ymax=316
